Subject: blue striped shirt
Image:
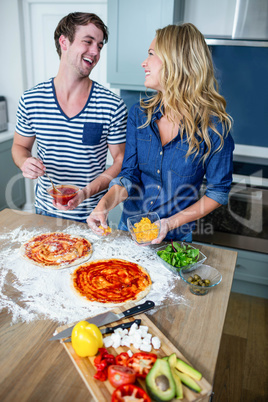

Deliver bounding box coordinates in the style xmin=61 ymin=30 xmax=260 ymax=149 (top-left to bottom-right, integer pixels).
xmin=16 ymin=78 xmax=127 ymax=221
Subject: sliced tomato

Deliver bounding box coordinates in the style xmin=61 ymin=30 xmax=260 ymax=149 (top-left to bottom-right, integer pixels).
xmin=112 ymin=384 xmax=151 ymax=402
xmin=127 ymin=352 xmax=157 ymax=379
xmin=108 ymin=365 xmax=136 ymax=388
xmin=115 ymin=352 xmax=130 ymax=367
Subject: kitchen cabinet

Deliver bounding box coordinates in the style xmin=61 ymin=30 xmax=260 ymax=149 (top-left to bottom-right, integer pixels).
xmin=107 ymin=0 xmax=184 ymax=90
xmin=0 ymin=136 xmax=26 ymax=210
xmin=232 ymin=249 xmax=268 ymax=299
xmin=183 ymin=0 xmax=236 ymax=38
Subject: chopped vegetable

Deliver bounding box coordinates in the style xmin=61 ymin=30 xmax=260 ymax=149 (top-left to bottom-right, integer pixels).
xmin=146 ymin=358 xmax=176 ymax=401
xmin=127 ymin=352 xmax=157 ymax=379
xmin=93 ymin=348 xmax=116 ymax=381
xmin=71 ymin=321 xmax=103 ymax=357
xmin=112 ymin=384 xmax=151 ymax=402
xmin=157 ymin=242 xmax=199 ymax=268
xmin=115 ymin=352 xmax=130 ymax=367
xmin=108 ymin=365 xmax=136 ymax=388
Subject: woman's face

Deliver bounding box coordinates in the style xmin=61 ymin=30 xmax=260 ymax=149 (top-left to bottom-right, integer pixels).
xmin=141 ymin=38 xmax=163 ymax=91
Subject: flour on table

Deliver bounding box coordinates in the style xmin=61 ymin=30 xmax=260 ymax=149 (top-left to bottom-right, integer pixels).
xmin=0 ymin=224 xmax=188 ymax=325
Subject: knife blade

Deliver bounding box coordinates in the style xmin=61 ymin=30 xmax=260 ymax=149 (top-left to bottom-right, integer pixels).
xmin=63 ymin=319 xmax=142 ymax=342
xmin=49 ymin=300 xmax=155 ymax=341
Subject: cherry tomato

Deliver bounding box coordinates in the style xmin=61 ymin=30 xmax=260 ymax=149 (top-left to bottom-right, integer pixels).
xmin=108 ymin=365 xmax=136 ymax=388
xmin=127 ymin=352 xmax=157 ymax=379
xmin=115 ymin=352 xmax=130 ymax=367
xmin=112 ymin=384 xmax=151 ymax=402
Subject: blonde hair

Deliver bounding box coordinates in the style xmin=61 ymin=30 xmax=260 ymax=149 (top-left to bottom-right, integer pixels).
xmin=140 ymin=23 xmax=232 ymax=161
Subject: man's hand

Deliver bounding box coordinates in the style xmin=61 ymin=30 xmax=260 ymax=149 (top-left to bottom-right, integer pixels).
xmin=21 ymin=157 xmax=45 ymax=179
xmin=53 ymin=189 xmax=85 ymax=210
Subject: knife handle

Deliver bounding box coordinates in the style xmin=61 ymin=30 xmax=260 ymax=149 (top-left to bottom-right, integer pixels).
xmin=105 ymin=319 xmax=141 ymax=334
xmin=122 ymin=300 xmax=155 ymax=318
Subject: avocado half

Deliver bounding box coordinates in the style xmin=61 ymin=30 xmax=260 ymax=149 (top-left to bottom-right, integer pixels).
xmin=145 ymin=359 xmax=176 ymax=401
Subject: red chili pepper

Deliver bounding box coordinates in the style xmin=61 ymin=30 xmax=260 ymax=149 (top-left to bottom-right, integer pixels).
xmin=104 ymin=353 xmax=116 ymax=365
xmin=93 ymin=348 xmax=116 ymax=382
xmin=115 ymin=352 xmax=130 ymax=367
xmin=94 ymin=360 xmax=107 ymax=371
xmin=93 ymin=368 xmax=108 ymax=382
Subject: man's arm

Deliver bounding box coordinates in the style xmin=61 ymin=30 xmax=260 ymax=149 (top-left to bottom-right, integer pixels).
xmin=56 ymin=142 xmax=126 ymax=210
xmin=11 ymin=132 xmax=45 ymax=179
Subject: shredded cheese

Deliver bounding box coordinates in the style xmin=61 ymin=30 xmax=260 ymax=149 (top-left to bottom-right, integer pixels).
xmin=99 ymin=225 xmax=112 ymax=235
xmin=133 ymin=217 xmax=159 ymax=243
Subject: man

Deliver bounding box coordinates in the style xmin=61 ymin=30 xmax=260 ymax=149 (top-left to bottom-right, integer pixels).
xmin=12 ymin=12 xmax=127 ymax=222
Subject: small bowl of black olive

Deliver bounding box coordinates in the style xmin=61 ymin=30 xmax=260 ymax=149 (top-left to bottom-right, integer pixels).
xmin=179 ymin=265 xmax=222 ymax=295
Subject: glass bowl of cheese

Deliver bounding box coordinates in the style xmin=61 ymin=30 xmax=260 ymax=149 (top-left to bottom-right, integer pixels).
xmin=127 ymin=212 xmax=161 ymax=245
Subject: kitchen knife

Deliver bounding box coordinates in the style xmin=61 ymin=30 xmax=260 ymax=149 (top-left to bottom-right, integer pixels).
xmin=49 ymin=300 xmax=155 ymax=341
xmin=63 ymin=319 xmax=142 ymax=342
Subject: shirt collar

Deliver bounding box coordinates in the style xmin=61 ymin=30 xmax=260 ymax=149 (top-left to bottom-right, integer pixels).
xmin=151 ymin=103 xmax=164 ymax=122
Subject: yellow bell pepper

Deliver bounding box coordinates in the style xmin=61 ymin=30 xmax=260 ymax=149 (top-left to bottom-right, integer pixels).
xmin=71 ymin=321 xmax=103 ymax=357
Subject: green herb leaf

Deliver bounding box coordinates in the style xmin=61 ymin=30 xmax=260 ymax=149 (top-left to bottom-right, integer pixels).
xmin=158 ymin=242 xmax=200 ymax=268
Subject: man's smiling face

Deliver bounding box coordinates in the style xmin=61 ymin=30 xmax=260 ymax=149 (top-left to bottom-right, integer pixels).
xmin=63 ymin=23 xmax=104 ymax=78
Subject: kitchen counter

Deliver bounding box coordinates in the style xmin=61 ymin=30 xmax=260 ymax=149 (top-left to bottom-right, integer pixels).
xmin=0 ymin=209 xmax=237 ymax=402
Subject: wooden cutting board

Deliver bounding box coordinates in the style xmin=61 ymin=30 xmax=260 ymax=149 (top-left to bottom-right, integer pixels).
xmin=56 ymin=314 xmax=212 ymax=401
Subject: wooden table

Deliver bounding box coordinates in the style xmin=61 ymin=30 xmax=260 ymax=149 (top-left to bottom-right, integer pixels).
xmin=0 ymin=209 xmax=237 ymax=402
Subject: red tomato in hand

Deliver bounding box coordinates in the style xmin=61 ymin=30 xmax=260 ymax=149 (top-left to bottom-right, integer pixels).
xmin=112 ymin=384 xmax=150 ymax=402
xmin=108 ymin=365 xmax=136 ymax=388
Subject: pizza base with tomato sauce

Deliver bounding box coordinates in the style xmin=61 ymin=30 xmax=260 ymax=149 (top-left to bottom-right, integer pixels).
xmin=71 ymin=258 xmax=152 ymax=306
xmin=20 ymin=232 xmax=93 ymax=270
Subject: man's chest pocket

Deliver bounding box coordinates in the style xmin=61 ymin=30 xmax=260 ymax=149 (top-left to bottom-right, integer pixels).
xmin=82 ymin=123 xmax=104 ymax=145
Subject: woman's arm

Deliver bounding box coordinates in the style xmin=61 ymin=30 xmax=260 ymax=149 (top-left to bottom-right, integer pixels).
xmin=87 ymin=104 xmax=142 ymax=234
xmin=87 ymin=184 xmax=128 ymax=234
xmin=152 ymin=195 xmax=221 ymax=244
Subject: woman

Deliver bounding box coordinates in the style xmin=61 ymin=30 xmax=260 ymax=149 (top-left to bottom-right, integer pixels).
xmin=87 ymin=23 xmax=234 ymax=244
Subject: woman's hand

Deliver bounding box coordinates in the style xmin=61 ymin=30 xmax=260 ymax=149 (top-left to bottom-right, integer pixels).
xmin=151 ymin=218 xmax=170 ymax=244
xmin=87 ymin=205 xmax=109 ymax=235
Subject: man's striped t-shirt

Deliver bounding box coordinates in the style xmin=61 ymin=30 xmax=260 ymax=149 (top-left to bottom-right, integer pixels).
xmin=16 ymin=78 xmax=127 ymax=222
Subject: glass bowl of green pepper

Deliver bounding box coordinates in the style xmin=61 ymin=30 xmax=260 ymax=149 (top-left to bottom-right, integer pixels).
xmin=155 ymin=241 xmax=207 ymax=275
xmin=179 ymin=264 xmax=222 ymax=295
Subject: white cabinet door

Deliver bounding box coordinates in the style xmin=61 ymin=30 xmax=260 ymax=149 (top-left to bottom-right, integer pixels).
xmin=22 ymin=0 xmax=109 ymax=89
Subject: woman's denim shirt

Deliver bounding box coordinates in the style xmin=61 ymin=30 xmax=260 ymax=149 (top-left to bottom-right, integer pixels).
xmin=110 ymin=102 xmax=234 ymax=240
